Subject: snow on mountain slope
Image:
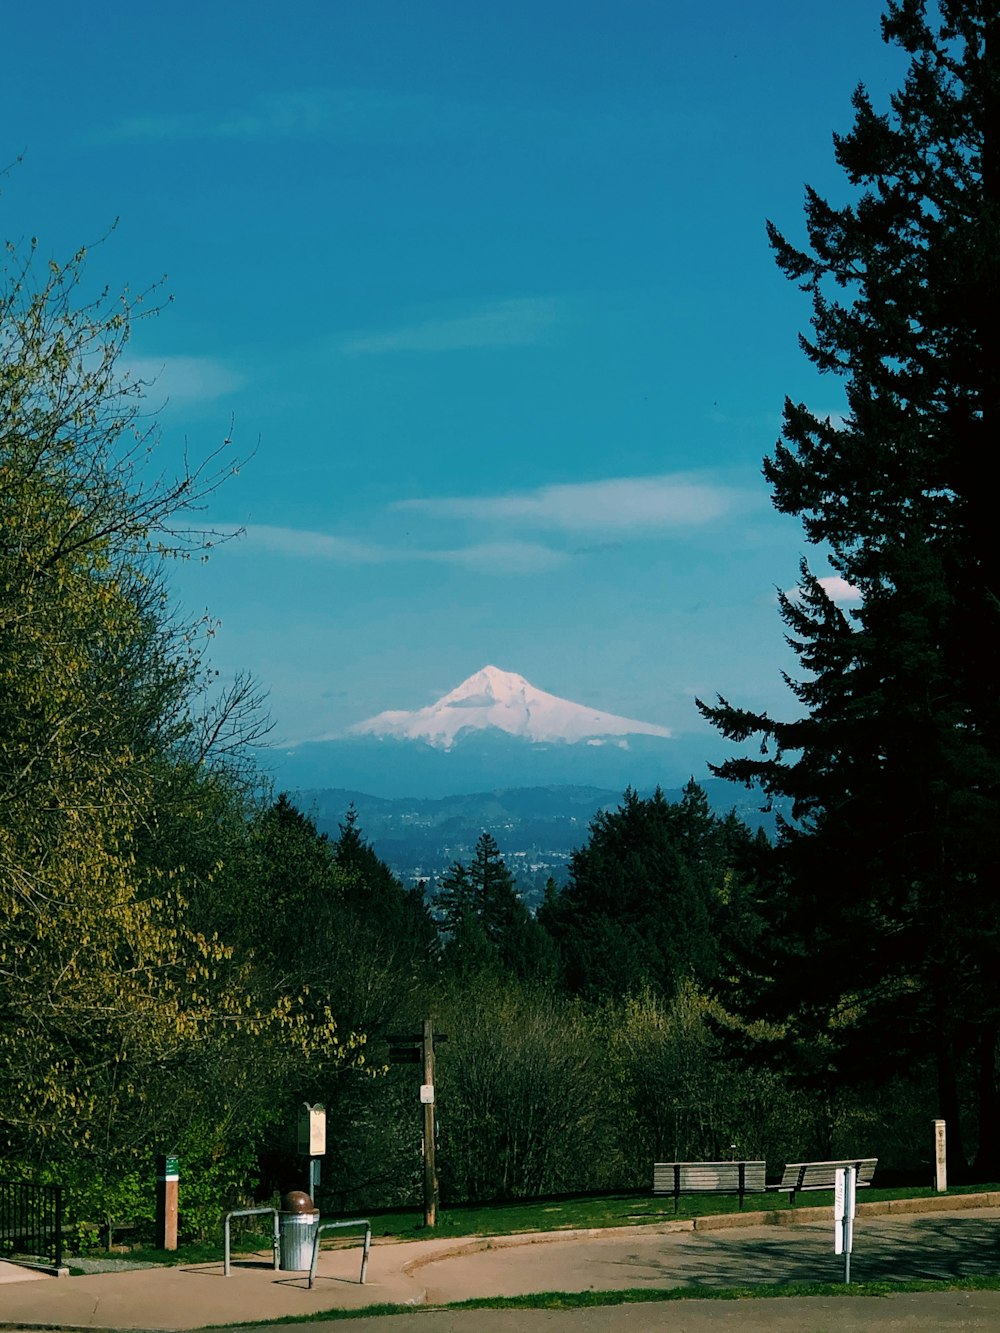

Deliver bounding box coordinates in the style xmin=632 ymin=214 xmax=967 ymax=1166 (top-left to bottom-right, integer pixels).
xmin=348 ymin=665 xmax=672 ymax=750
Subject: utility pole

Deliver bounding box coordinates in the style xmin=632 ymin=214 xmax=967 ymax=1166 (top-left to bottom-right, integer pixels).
xmin=421 ymin=1018 xmax=438 ymax=1227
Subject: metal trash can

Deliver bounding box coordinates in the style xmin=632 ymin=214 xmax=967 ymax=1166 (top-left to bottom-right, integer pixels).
xmin=279 ymin=1191 xmax=319 ymax=1271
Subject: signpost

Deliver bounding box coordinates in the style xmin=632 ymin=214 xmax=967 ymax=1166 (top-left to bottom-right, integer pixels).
xmin=155 ymin=1153 xmax=179 ymax=1251
xmin=297 ymin=1103 xmax=326 ymax=1199
xmin=834 ymin=1164 xmax=857 ymax=1283
xmin=387 ymin=1021 xmax=445 ymax=1227
xmin=421 ymin=1019 xmax=438 ymax=1227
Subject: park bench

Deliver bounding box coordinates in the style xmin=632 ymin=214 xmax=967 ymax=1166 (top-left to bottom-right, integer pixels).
xmin=652 ymin=1160 xmax=767 ymax=1211
xmin=770 ymin=1157 xmax=878 ymax=1206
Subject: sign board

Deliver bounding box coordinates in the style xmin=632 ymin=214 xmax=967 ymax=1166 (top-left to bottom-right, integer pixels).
xmin=389 ymin=1047 xmax=422 ymax=1064
xmin=419 ymin=1084 xmax=435 ymax=1105
xmin=297 ymin=1103 xmax=327 ymax=1157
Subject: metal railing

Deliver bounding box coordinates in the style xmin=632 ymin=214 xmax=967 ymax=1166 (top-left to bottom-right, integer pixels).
xmin=308 ymin=1218 xmax=371 ymax=1289
xmin=0 ymin=1179 xmax=64 ymax=1270
xmin=222 ymin=1207 xmax=280 ymax=1277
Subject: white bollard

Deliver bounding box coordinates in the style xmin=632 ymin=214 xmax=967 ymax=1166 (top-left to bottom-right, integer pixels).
xmin=933 ymin=1118 xmax=947 ymax=1192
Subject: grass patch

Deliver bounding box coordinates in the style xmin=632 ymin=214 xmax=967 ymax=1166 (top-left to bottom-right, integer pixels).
xmin=74 ymin=1231 xmax=276 ymax=1268
xmin=78 ymin=1182 xmax=999 ymax=1268
xmin=358 ymin=1181 xmax=1000 ymax=1242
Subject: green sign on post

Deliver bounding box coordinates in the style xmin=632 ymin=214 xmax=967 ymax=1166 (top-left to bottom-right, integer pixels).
xmin=155 ymin=1152 xmax=179 ymax=1249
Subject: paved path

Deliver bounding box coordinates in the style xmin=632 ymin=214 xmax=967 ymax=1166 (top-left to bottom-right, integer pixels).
xmin=1 ymin=1199 xmax=998 ymax=1331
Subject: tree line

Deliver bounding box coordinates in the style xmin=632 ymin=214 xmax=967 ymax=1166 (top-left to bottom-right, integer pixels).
xmin=3 ymin=0 xmax=997 ymax=1239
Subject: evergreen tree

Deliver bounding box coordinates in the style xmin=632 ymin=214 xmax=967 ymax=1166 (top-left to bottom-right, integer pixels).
xmin=540 ymin=784 xmax=762 ymax=1001
xmin=698 ymin=0 xmax=1000 ymax=1173
xmin=333 ymin=799 xmax=437 ymax=981
xmin=438 ymin=833 xmax=554 ymax=981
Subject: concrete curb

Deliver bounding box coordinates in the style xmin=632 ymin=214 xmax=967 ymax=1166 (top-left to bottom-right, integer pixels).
xmin=398 ymin=1189 xmax=1000 ymax=1270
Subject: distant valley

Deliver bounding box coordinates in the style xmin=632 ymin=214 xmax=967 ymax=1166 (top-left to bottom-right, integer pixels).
xmin=293 ymin=779 xmax=783 ymax=909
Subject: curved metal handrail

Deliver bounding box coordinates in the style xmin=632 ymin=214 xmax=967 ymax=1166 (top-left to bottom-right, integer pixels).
xmin=222 ymin=1207 xmax=280 ymax=1277
xmin=307 ymin=1218 xmax=371 ymax=1289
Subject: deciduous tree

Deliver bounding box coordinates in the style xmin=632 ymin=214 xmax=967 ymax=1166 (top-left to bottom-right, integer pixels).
xmin=0 ymin=231 xmax=358 ymax=1226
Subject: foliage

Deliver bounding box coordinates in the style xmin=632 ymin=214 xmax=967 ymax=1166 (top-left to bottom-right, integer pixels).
xmin=217 ymin=798 xmax=440 ymax=1210
xmin=0 ymin=230 xmax=361 ymax=1234
xmin=697 ymin=0 xmax=1000 ymax=1174
xmin=436 ymin=976 xmax=602 ymax=1202
xmin=602 ymin=985 xmax=814 ymax=1181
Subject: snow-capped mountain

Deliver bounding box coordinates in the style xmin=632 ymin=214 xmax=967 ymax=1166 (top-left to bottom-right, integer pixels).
xmin=348 ymin=665 xmax=672 ymax=750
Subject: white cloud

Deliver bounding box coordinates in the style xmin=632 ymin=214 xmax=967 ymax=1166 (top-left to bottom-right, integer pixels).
xmin=342 ymin=298 xmax=557 ymax=355
xmin=124 ymin=355 xmax=244 ymax=406
xmin=235 ymin=525 xmax=563 ymax=575
xmin=784 ymin=575 xmax=863 ymax=605
xmin=395 ymin=473 xmax=753 ymax=532
xmin=819 ymin=576 xmax=863 ymax=603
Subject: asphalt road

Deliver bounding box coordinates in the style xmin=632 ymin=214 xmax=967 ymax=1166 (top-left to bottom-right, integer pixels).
xmin=228 ymin=1291 xmax=1000 ymax=1333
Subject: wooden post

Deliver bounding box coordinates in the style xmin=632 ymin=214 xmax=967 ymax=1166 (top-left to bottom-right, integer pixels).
xmin=422 ymin=1018 xmax=438 ymax=1227
xmin=155 ymin=1153 xmax=179 ymax=1251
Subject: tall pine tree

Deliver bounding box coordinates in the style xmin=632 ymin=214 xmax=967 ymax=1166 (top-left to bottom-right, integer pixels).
xmin=699 ymin=1 xmax=1000 ymax=1174
xmin=438 ymin=833 xmax=553 ymax=981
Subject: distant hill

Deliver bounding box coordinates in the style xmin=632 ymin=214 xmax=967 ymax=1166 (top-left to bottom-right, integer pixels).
xmin=292 ymin=779 xmax=785 ymax=907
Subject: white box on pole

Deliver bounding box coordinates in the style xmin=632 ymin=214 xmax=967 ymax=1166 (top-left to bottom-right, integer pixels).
xmin=834 ymin=1166 xmax=856 ymax=1265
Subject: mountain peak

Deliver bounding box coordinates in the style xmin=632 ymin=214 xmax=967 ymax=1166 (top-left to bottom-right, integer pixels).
xmin=348 ymin=666 xmax=672 ymax=751
xmin=443 ymin=665 xmax=532 ymax=706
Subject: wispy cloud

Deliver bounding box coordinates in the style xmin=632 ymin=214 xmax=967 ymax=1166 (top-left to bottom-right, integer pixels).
xmin=240 ymin=525 xmax=389 ymax=563
xmin=429 ymin=541 xmax=568 ymax=574
xmin=222 ymin=473 xmax=755 ymax=581
xmin=109 ymin=89 xmax=431 ymax=144
xmin=106 ymin=87 xmax=595 ymax=151
xmin=342 ymin=298 xmax=557 ymax=355
xmin=395 ymin=473 xmax=754 ymax=532
xmin=124 ymin=355 xmax=244 ymax=406
xmin=236 ymin=525 xmax=564 ymax=574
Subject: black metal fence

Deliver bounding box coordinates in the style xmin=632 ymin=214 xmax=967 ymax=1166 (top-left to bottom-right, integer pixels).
xmin=0 ymin=1178 xmax=64 ymax=1268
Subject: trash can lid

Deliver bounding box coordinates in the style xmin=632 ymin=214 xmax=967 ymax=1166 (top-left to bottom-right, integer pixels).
xmin=282 ymin=1190 xmax=315 ymax=1213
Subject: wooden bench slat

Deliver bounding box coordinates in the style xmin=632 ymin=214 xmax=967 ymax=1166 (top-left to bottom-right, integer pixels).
xmin=652 ymin=1160 xmax=767 ymax=1211
xmin=770 ymin=1157 xmax=877 ymax=1205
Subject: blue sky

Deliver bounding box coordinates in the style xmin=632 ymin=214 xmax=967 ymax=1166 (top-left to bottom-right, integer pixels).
xmin=2 ymin=2 xmax=903 ymax=769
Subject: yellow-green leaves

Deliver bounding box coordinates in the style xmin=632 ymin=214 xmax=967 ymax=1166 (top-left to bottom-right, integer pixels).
xmin=0 ymin=231 xmax=363 ymax=1229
